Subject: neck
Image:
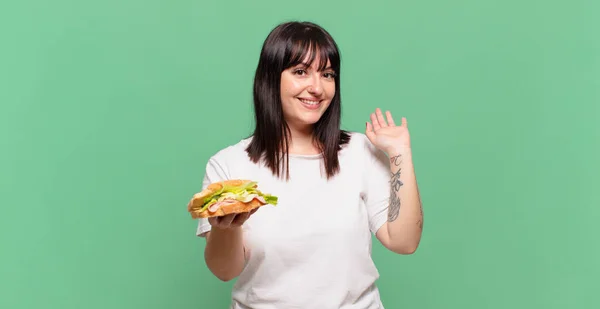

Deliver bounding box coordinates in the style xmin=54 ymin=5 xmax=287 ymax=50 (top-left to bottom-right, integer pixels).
xmin=287 ymin=124 xmax=320 ymax=155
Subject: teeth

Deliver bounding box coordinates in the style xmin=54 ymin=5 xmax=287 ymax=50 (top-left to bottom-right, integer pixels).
xmin=299 ymin=99 xmax=319 ymax=105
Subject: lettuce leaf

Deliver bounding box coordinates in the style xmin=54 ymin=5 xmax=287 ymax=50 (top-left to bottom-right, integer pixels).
xmin=263 ymin=194 xmax=278 ymax=205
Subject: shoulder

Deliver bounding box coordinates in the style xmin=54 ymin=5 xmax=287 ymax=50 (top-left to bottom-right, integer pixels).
xmin=342 ymin=131 xmax=389 ymax=169
xmin=207 ymin=136 xmax=253 ymax=164
xmin=201 ymin=136 xmax=254 ymax=180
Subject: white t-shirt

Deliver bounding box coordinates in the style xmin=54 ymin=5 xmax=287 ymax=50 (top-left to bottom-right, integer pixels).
xmin=196 ymin=131 xmax=392 ymax=309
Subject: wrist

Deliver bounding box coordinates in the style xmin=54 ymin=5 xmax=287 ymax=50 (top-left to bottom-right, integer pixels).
xmin=211 ymin=225 xmax=242 ymax=234
xmin=386 ymin=147 xmax=412 ymax=158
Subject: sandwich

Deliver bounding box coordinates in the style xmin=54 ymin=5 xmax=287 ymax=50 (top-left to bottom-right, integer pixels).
xmin=188 ymin=179 xmax=278 ymax=218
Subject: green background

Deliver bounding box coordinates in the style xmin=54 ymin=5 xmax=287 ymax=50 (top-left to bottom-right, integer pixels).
xmin=1 ymin=0 xmax=599 ymax=308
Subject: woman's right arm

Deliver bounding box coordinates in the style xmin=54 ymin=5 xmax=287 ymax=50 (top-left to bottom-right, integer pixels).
xmin=198 ymin=157 xmax=257 ymax=281
xmin=204 ymin=227 xmax=246 ymax=282
xmin=203 ymin=210 xmax=256 ymax=281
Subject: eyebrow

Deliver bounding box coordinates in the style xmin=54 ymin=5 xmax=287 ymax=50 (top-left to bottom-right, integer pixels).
xmin=297 ymin=63 xmax=334 ymax=71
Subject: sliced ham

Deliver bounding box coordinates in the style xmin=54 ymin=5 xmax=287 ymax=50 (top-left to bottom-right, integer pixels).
xmin=208 ymin=199 xmax=238 ymax=213
xmin=207 ymin=195 xmax=266 ymax=213
xmin=208 ymin=203 xmax=220 ymax=213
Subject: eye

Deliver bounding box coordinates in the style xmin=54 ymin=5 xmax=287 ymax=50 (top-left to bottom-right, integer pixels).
xmin=323 ymin=72 xmax=336 ymax=79
xmin=293 ymin=69 xmax=307 ymax=75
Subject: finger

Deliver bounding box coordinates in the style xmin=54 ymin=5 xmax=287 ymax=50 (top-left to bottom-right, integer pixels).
xmin=401 ymin=117 xmax=407 ymax=128
xmin=385 ymin=111 xmax=396 ymax=126
xmin=219 ymin=214 xmax=236 ymax=227
xmin=375 ymin=108 xmax=388 ymax=127
xmin=365 ymin=121 xmax=374 ymax=134
xmin=365 ymin=122 xmax=376 ymax=142
xmin=370 ymin=113 xmax=381 ymax=131
xmin=232 ymin=212 xmax=251 ymax=226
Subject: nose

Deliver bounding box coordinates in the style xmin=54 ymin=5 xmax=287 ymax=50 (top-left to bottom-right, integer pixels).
xmin=307 ymin=75 xmax=323 ymax=96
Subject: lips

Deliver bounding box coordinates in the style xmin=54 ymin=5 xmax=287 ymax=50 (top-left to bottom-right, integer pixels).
xmin=298 ymin=98 xmax=321 ymax=110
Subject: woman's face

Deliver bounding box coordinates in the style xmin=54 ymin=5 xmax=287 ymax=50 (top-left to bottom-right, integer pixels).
xmin=280 ymin=55 xmax=336 ymax=131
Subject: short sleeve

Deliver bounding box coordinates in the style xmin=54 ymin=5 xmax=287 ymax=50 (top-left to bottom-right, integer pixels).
xmin=195 ymin=156 xmax=230 ymax=237
xmin=362 ymin=137 xmax=391 ymax=235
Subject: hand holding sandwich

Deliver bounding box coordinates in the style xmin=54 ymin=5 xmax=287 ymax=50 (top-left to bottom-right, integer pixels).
xmin=187 ymin=200 xmax=259 ymax=229
xmin=209 ymin=208 xmax=259 ymax=229
xmin=187 ymin=179 xmax=278 ymax=230
xmin=188 ymin=179 xmax=278 ymax=281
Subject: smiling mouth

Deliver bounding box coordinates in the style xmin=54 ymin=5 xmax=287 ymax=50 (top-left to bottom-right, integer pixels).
xmin=298 ymin=98 xmax=321 ymax=105
xmin=297 ymin=98 xmax=322 ymax=110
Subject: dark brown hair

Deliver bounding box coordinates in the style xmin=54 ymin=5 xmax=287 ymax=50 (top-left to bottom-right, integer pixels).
xmin=245 ymin=21 xmax=351 ymax=180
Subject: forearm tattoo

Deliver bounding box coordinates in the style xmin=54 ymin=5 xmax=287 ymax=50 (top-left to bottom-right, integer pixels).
xmin=388 ymin=154 xmax=403 ymax=222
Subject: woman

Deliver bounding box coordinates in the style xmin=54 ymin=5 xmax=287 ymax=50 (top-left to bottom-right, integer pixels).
xmin=192 ymin=21 xmax=423 ymax=309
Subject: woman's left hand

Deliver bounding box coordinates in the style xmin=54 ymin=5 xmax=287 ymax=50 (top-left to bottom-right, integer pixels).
xmin=365 ymin=108 xmax=411 ymax=155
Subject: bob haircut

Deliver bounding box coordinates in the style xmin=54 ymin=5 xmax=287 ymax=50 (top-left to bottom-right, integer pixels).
xmin=245 ymin=21 xmax=351 ymax=180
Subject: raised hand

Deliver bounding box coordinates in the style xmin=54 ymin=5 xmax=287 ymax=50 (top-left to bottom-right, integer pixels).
xmin=365 ymin=108 xmax=411 ymax=155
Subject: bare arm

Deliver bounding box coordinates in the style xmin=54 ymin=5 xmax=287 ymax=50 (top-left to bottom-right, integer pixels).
xmin=202 ymin=210 xmax=256 ymax=281
xmin=375 ymin=149 xmax=423 ymax=254
xmin=204 ymin=228 xmax=245 ymax=281
xmin=366 ymin=108 xmax=423 ymax=255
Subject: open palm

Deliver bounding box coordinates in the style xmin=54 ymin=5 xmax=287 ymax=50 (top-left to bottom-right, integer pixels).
xmin=365 ymin=108 xmax=411 ymax=155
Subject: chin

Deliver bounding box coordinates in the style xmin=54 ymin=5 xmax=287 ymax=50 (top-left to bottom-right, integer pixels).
xmin=289 ymin=115 xmax=323 ymax=128
xmin=300 ymin=111 xmax=327 ymax=124
xmin=302 ymin=118 xmax=321 ymax=126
